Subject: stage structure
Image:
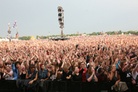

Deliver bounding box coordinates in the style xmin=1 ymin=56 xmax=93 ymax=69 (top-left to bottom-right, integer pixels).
xmin=13 ymin=20 xmax=19 ymax=39
xmin=7 ymin=23 xmax=11 ymax=41
xmin=57 ymin=6 xmax=64 ymax=38
xmin=51 ymin=6 xmax=69 ymax=41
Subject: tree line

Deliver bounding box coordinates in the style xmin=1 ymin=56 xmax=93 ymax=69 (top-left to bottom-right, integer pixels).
xmin=18 ymin=30 xmax=138 ymax=40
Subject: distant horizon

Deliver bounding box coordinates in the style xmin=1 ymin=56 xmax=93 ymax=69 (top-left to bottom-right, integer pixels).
xmin=0 ymin=30 xmax=137 ymax=38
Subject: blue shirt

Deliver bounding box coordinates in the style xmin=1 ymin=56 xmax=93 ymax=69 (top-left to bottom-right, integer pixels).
xmin=38 ymin=69 xmax=48 ymax=79
xmin=12 ymin=63 xmax=18 ymax=80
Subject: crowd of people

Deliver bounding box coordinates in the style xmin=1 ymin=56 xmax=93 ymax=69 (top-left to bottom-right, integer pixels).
xmin=0 ymin=35 xmax=138 ymax=92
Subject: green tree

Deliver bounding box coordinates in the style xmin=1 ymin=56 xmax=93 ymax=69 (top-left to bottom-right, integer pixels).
xmin=19 ymin=36 xmax=31 ymax=40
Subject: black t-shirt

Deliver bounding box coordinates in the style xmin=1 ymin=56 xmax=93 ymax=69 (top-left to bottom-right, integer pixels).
xmin=61 ymin=70 xmax=72 ymax=81
xmin=20 ymin=73 xmax=26 ymax=79
xmin=0 ymin=72 xmax=5 ymax=80
xmin=72 ymin=74 xmax=82 ymax=81
xmin=28 ymin=70 xmax=37 ymax=80
xmin=117 ymin=69 xmax=127 ymax=82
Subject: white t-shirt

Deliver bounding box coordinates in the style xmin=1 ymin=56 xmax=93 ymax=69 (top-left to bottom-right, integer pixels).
xmin=3 ymin=70 xmax=14 ymax=80
xmin=132 ymin=71 xmax=138 ymax=80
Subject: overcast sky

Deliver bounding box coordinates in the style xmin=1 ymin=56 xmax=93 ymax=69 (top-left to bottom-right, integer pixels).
xmin=0 ymin=0 xmax=138 ymax=37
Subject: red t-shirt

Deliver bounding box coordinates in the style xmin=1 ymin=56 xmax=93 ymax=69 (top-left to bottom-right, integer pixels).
xmin=79 ymin=68 xmax=87 ymax=82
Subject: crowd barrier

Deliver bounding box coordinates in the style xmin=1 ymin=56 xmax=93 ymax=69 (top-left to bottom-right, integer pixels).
xmin=0 ymin=80 xmax=138 ymax=92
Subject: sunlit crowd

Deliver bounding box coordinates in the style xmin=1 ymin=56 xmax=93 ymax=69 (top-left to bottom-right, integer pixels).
xmin=0 ymin=35 xmax=138 ymax=92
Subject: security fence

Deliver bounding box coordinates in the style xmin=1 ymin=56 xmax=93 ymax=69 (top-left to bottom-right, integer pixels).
xmin=0 ymin=80 xmax=138 ymax=92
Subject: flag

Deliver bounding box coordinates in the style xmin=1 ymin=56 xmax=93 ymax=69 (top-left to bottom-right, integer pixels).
xmin=15 ymin=32 xmax=19 ymax=39
xmin=13 ymin=21 xmax=17 ymax=28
